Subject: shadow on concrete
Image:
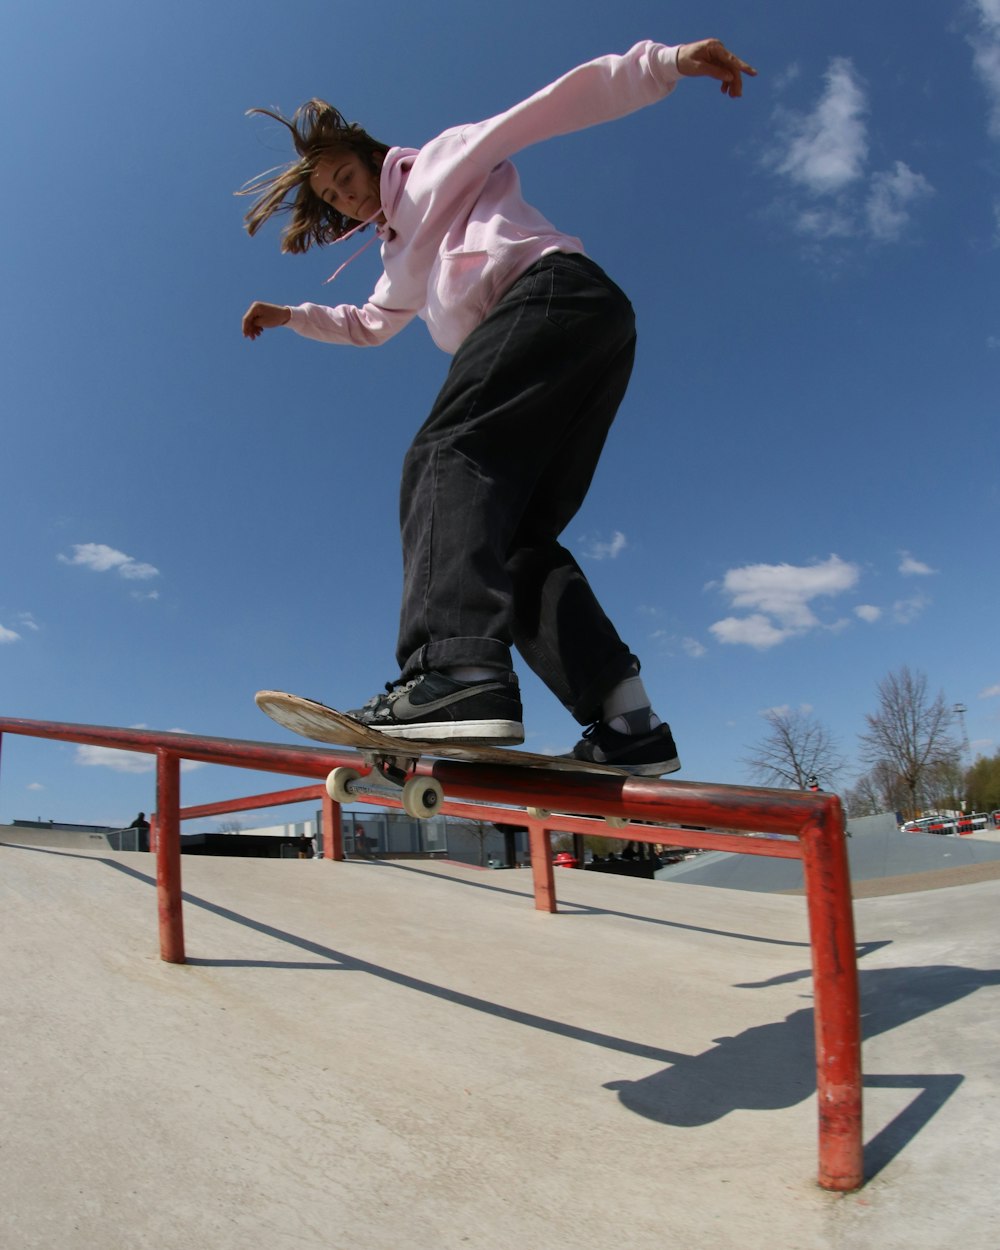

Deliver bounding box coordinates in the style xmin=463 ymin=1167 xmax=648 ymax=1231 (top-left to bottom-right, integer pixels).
xmin=381 ymin=859 xmax=816 ymax=949
xmin=605 ymin=963 xmax=999 ymax=1181
xmin=6 ymin=842 xmax=995 ymax=1182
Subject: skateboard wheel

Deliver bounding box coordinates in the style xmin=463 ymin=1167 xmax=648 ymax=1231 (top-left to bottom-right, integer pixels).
xmin=527 ymin=807 xmax=551 ymax=820
xmin=327 ymin=767 xmax=361 ymax=803
xmin=401 ymin=776 xmax=443 ymax=819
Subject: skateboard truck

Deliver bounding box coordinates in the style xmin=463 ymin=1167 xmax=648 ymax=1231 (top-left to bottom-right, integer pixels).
xmin=326 ymin=749 xmax=445 ymax=819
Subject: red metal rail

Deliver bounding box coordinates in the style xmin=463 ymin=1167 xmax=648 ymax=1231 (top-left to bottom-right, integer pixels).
xmin=0 ymin=715 xmax=862 ymax=1191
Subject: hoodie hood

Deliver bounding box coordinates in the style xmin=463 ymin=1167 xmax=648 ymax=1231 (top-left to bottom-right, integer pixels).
xmin=324 ymin=147 xmax=418 ymax=285
xmin=379 ymin=147 xmax=419 ymax=223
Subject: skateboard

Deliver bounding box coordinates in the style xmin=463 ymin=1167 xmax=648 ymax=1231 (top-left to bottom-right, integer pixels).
xmin=255 ymin=689 xmax=629 ymax=821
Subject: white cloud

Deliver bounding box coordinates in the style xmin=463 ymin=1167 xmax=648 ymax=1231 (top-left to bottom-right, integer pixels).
xmin=774 ymin=63 xmax=802 ymax=92
xmin=726 ymin=555 xmax=858 ymax=623
xmin=772 ymin=57 xmax=869 ymax=194
xmin=855 ymin=604 xmax=882 ymax=623
xmin=59 ymin=543 xmax=160 ymax=582
xmin=582 ymin=531 xmax=627 ymax=561
xmin=681 ymin=637 xmax=707 ymax=658
xmin=75 ymin=729 xmax=205 ymax=774
xmin=970 ymin=0 xmax=1000 ymax=138
xmin=980 ymin=683 xmax=1000 ymax=698
xmin=765 ymin=57 xmax=932 ymax=245
xmin=899 ymin=552 xmax=937 ymax=576
xmin=793 ymin=206 xmax=855 ymax=240
xmin=27 ymin=782 xmax=44 ymax=792
xmin=710 ymin=613 xmax=797 ymax=650
xmin=892 ymin=593 xmax=930 ymax=624
xmin=119 ymin=561 xmax=159 ymax=581
xmin=865 ymin=162 xmax=934 ymax=242
xmin=709 ymin=555 xmax=860 ymax=649
xmin=761 ymin=703 xmax=813 ymax=719
xmin=76 ymin=744 xmax=154 ymax=774
xmin=2 ymin=612 xmax=42 ymax=643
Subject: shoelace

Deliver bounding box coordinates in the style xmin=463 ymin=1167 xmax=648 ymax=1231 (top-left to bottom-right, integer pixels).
xmin=362 ymin=678 xmax=417 ymax=711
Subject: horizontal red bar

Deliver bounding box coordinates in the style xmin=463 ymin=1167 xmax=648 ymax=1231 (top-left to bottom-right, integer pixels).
xmin=179 ymin=784 xmax=324 ymax=823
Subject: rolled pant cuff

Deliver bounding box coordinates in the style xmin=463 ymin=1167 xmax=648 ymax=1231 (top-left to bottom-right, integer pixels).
xmin=400 ymin=637 xmax=514 ymax=680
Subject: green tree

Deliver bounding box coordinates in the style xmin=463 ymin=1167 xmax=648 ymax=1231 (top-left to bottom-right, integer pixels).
xmin=966 ymin=751 xmax=1000 ymax=812
xmin=922 ymin=753 xmax=966 ymax=813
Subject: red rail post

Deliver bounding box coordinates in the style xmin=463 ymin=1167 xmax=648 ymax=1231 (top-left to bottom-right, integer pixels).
xmin=527 ymin=818 xmax=557 ymax=913
xmin=322 ymin=789 xmax=344 ymax=861
xmin=799 ymin=798 xmax=863 ymax=1191
xmin=155 ymin=749 xmax=185 ymax=964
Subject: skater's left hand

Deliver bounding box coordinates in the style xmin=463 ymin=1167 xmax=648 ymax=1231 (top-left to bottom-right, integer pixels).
xmin=242 ymin=300 xmax=291 ymax=340
xmin=676 ymin=39 xmax=757 ymax=98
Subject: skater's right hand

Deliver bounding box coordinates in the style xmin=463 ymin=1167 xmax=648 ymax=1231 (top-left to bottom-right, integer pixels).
xmin=676 ymin=39 xmax=757 ymax=98
xmin=242 ymin=301 xmax=291 ymax=340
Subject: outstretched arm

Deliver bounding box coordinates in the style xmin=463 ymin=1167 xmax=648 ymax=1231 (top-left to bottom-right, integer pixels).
xmin=676 ymin=39 xmax=757 ymax=97
xmin=243 ymin=293 xmax=417 ymax=347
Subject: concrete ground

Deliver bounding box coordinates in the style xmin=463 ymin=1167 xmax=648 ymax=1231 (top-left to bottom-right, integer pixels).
xmin=1 ymin=839 xmax=997 ymax=1250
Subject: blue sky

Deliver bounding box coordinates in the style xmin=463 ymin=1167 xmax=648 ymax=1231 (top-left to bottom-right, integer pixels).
xmin=2 ymin=0 xmax=998 ymax=830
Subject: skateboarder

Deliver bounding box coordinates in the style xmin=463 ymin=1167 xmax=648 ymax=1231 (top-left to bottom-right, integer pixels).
xmin=241 ymin=37 xmax=755 ymax=775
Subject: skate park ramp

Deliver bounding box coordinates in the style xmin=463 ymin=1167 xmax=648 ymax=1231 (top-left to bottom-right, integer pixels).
xmin=655 ymin=812 xmax=1000 ymax=895
xmin=2 ymin=835 xmax=998 ymax=1250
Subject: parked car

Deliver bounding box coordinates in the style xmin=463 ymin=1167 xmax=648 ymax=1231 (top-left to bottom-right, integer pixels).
xmin=900 ymin=815 xmax=956 ymax=835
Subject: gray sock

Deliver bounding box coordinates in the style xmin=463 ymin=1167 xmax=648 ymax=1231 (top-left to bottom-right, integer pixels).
xmin=602 ymin=675 xmax=662 ymax=735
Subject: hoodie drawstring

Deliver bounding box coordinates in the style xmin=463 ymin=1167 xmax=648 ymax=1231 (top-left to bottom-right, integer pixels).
xmin=325 ymin=209 xmax=386 ymax=285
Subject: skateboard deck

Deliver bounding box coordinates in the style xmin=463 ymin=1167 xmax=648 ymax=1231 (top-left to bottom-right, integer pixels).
xmin=255 ymin=690 xmax=629 ymax=821
xmin=255 ymin=689 xmax=624 ymax=775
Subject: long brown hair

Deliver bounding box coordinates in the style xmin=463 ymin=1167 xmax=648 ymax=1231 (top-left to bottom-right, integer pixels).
xmin=239 ymin=100 xmax=389 ymax=253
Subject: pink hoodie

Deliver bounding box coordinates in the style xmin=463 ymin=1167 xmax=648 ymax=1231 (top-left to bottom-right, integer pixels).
xmin=287 ymin=41 xmax=681 ymax=355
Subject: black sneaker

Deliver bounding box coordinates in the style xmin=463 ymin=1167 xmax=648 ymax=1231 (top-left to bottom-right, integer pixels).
xmin=347 ymin=670 xmax=524 ymax=744
xmin=568 ymin=721 xmax=681 ymax=776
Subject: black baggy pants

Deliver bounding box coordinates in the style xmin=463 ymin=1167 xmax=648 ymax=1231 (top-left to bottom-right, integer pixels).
xmin=396 ymin=252 xmax=640 ymax=726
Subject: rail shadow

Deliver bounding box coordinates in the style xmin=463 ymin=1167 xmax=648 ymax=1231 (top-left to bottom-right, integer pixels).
xmin=380 ymin=858 xmax=819 ymax=949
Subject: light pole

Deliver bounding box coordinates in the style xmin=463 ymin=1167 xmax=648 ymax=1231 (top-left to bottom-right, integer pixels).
xmin=953 ymin=703 xmax=971 ymax=812
xmin=953 ymin=703 xmax=971 ymax=758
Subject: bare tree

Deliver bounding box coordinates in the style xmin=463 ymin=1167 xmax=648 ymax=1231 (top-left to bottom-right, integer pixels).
xmin=743 ymin=707 xmax=847 ymax=790
xmin=858 ymin=666 xmax=958 ymax=819
xmin=843 ymin=761 xmax=909 ymax=818
xmin=842 ymin=772 xmax=884 ymax=818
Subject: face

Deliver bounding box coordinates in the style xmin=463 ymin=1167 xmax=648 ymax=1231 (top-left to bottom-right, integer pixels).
xmin=309 ymin=152 xmax=384 ymax=225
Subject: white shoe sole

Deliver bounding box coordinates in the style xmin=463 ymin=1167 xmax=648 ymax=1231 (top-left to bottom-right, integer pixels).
xmin=373 ymin=719 xmax=525 ymax=745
